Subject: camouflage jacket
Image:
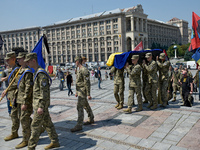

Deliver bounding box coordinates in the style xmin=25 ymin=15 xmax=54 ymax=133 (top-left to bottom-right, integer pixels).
xmin=16 ymin=67 xmax=33 ymax=105
xmin=141 ymin=65 xmax=148 ymax=82
xmin=157 ymin=60 xmax=170 ymax=81
xmin=172 ymin=71 xmax=181 ymax=85
xmin=76 ymin=66 xmax=91 ymax=96
xmin=144 ymin=60 xmax=158 ymax=84
xmin=110 ymin=66 xmax=124 ymax=85
xmin=126 ymin=64 xmax=141 ymax=87
xmin=33 ymin=67 xmax=50 ymax=110
xmin=193 ymin=71 xmax=199 ymax=87
xmin=7 ymin=65 xmax=19 ymax=101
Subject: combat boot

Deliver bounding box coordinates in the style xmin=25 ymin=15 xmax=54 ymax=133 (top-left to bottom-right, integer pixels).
xmin=70 ymin=125 xmax=82 ymax=132
xmin=4 ymin=133 xmax=18 ymax=141
xmin=84 ymin=118 xmax=94 ymax=125
xmin=123 ymin=107 xmax=132 ymax=113
xmin=136 ymin=105 xmax=143 ymax=112
xmin=146 ymin=102 xmax=153 ymax=108
xmin=160 ymin=101 xmax=167 ymax=108
xmin=150 ymin=104 xmax=157 ymax=110
xmin=115 ymin=103 xmax=119 ymax=108
xmin=44 ymin=142 xmax=60 ymax=150
xmin=172 ymin=98 xmax=176 ymax=102
xmin=117 ymin=104 xmax=123 ymax=110
xmin=15 ymin=141 xmax=28 ymax=149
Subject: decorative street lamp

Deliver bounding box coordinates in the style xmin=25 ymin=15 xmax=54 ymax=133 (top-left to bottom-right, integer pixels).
xmin=173 ymin=45 xmax=177 ymax=59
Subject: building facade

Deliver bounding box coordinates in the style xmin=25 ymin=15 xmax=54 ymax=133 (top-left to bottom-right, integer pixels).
xmin=0 ymin=4 xmax=190 ymax=65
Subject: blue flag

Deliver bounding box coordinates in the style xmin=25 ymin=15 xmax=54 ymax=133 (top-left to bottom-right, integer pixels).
xmin=192 ymin=47 xmax=200 ymax=65
xmin=32 ymin=36 xmax=45 ymax=69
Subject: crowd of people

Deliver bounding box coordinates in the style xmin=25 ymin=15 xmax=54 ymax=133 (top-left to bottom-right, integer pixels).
xmin=110 ymin=52 xmax=197 ymax=113
xmin=0 ymin=49 xmax=199 ymax=149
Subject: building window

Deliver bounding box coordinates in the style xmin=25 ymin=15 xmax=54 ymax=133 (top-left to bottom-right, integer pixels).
xmin=82 ymin=24 xmax=85 ymax=27
xmin=71 ymin=26 xmax=74 ymax=29
xmin=77 ymin=30 xmax=80 ymax=33
xmin=76 ymin=25 xmax=80 ymax=28
xmin=106 ymin=20 xmax=111 ymax=24
xmin=100 ymin=21 xmax=104 ymax=25
xmin=93 ymin=22 xmax=97 ymax=26
xmin=113 ymin=18 xmax=118 ymax=23
xmin=100 ymin=32 xmax=104 ymax=35
xmin=100 ymin=26 xmax=104 ymax=31
xmin=88 ymin=28 xmax=92 ymax=32
xmin=87 ymin=23 xmax=91 ymax=27
xmin=113 ymin=24 xmax=118 ymax=29
xmin=94 ymin=32 xmax=98 ymax=36
xmin=106 ymin=25 xmax=111 ymax=29
xmin=114 ymin=30 xmax=118 ymax=34
xmin=94 ymin=27 xmax=98 ymax=31
xmin=107 ymin=31 xmax=111 ymax=35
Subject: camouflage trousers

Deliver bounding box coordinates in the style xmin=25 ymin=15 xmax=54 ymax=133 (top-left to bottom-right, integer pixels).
xmin=173 ymin=84 xmax=184 ymax=101
xmin=159 ymin=79 xmax=168 ymax=104
xmin=17 ymin=103 xmax=32 ymax=142
xmin=142 ymin=79 xmax=148 ymax=102
xmin=28 ymin=108 xmax=59 ymax=149
xmin=145 ymin=82 xmax=158 ymax=105
xmin=128 ymin=86 xmax=142 ymax=108
xmin=76 ymin=86 xmax=94 ymax=126
xmin=114 ymin=84 xmax=124 ymax=104
xmin=10 ymin=105 xmax=20 ymax=135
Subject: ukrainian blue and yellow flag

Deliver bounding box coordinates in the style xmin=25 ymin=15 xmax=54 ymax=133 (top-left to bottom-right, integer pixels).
xmin=192 ymin=47 xmax=200 ymax=65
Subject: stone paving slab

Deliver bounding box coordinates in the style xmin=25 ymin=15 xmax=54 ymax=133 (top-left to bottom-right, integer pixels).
xmin=0 ymin=71 xmax=200 ymax=150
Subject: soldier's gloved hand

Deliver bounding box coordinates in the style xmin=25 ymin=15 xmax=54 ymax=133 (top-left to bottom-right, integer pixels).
xmin=21 ymin=105 xmax=27 ymax=111
xmin=75 ymin=94 xmax=78 ymax=97
xmin=88 ymin=96 xmax=92 ymax=100
xmin=37 ymin=108 xmax=44 ymax=115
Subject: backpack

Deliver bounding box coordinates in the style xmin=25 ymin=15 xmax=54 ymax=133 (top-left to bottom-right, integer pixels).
xmin=95 ymin=71 xmax=98 ymax=78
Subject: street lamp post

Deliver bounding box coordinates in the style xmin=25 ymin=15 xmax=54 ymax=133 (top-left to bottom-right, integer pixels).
xmin=173 ymin=45 xmax=177 ymax=59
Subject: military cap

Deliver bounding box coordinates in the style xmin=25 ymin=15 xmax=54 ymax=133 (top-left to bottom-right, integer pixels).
xmin=24 ymin=53 xmax=37 ymax=62
xmin=5 ymin=52 xmax=16 ymax=60
xmin=74 ymin=56 xmax=82 ymax=62
xmin=145 ymin=53 xmax=152 ymax=58
xmin=159 ymin=53 xmax=166 ymax=59
xmin=131 ymin=55 xmax=139 ymax=60
xmin=16 ymin=52 xmax=28 ymax=59
xmin=82 ymin=56 xmax=87 ymax=60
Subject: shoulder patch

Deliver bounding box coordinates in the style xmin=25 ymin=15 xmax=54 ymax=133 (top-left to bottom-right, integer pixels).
xmin=41 ymin=78 xmax=48 ymax=87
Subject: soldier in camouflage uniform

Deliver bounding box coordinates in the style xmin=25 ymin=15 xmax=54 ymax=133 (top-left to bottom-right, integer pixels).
xmin=71 ymin=56 xmax=94 ymax=132
xmin=14 ymin=52 xmax=33 ymax=149
xmin=1 ymin=52 xmax=20 ymax=142
xmin=167 ymin=65 xmax=173 ymax=101
xmin=25 ymin=53 xmax=59 ymax=150
xmin=142 ymin=64 xmax=148 ymax=103
xmin=156 ymin=53 xmax=170 ymax=107
xmin=110 ymin=66 xmax=125 ymax=109
xmin=172 ymin=67 xmax=181 ymax=101
xmin=143 ymin=53 xmax=158 ymax=110
xmin=124 ymin=55 xmax=143 ymax=113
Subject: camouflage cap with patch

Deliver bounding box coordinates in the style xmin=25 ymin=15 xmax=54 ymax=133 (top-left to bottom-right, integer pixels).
xmin=82 ymin=56 xmax=87 ymax=60
xmin=16 ymin=52 xmax=28 ymax=59
xmin=74 ymin=56 xmax=82 ymax=62
xmin=131 ymin=55 xmax=139 ymax=60
xmin=159 ymin=53 xmax=166 ymax=59
xmin=24 ymin=53 xmax=37 ymax=62
xmin=5 ymin=52 xmax=16 ymax=60
xmin=145 ymin=53 xmax=152 ymax=58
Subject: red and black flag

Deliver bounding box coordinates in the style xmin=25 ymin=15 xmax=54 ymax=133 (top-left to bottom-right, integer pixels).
xmin=190 ymin=12 xmax=200 ymax=51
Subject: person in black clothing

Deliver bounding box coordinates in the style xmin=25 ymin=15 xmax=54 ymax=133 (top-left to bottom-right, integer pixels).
xmin=65 ymin=71 xmax=73 ymax=96
xmin=180 ymin=70 xmax=193 ymax=107
xmin=97 ymin=67 xmax=102 ymax=89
